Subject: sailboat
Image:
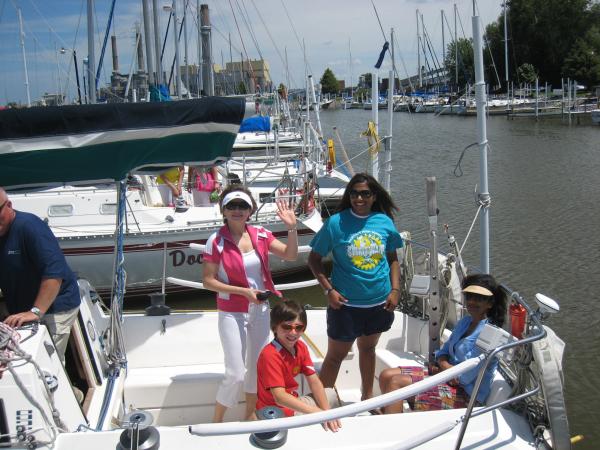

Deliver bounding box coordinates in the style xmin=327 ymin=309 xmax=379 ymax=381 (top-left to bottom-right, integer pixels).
xmin=0 ymin=10 xmax=569 ymax=450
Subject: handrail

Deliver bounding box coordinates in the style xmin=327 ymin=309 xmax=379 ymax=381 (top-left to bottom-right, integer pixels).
xmin=166 ymin=276 xmax=320 ymax=291
xmin=189 ymin=242 xmax=312 ymax=254
xmin=189 ymin=356 xmax=484 ymax=436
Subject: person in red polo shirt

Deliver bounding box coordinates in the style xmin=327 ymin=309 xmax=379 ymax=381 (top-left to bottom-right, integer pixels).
xmin=256 ymin=299 xmax=341 ymax=432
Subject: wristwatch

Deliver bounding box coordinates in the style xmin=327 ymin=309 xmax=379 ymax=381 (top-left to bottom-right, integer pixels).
xmin=30 ymin=307 xmax=42 ymax=319
xmin=324 ymin=287 xmax=334 ymax=296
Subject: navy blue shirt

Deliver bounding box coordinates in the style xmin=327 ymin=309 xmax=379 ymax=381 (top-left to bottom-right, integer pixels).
xmin=0 ymin=211 xmax=80 ymax=314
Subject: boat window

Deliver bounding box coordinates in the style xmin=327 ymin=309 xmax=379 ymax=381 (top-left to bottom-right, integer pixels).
xmin=48 ymin=204 xmax=74 ymax=217
xmin=100 ymin=203 xmax=117 ymax=215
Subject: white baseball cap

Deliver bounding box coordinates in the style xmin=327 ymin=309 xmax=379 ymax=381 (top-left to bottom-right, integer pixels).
xmin=222 ymin=191 xmax=253 ymax=207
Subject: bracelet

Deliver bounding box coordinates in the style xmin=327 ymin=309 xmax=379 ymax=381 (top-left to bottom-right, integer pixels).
xmin=390 ymin=288 xmax=400 ymax=292
xmin=287 ymin=228 xmax=297 ymax=232
xmin=324 ymin=287 xmax=334 ymax=295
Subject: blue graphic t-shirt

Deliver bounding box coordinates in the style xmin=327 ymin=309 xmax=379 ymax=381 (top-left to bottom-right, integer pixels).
xmin=310 ymin=209 xmax=403 ymax=306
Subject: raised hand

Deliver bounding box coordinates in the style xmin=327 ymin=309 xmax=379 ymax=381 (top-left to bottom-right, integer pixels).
xmin=276 ymin=199 xmax=297 ymax=230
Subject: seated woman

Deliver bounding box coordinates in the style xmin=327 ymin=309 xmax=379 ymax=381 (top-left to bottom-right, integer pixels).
xmin=379 ymin=273 xmax=507 ymax=413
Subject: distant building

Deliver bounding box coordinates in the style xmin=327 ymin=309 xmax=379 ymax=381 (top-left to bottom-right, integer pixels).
xmin=216 ymin=59 xmax=272 ymax=95
xmin=41 ymin=93 xmax=66 ymax=106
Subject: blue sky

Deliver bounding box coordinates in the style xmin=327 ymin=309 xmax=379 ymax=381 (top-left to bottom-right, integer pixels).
xmin=0 ymin=0 xmax=503 ymax=105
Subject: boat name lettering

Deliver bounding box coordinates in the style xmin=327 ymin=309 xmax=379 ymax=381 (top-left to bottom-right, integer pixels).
xmin=170 ymin=249 xmax=203 ymax=267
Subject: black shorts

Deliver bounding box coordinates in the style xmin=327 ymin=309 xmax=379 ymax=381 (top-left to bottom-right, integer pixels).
xmin=326 ymin=304 xmax=395 ymax=342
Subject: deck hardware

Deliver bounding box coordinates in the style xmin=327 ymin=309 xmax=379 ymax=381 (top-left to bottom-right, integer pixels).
xmin=118 ymin=410 xmax=160 ymax=450
xmin=251 ymin=406 xmax=287 ymax=449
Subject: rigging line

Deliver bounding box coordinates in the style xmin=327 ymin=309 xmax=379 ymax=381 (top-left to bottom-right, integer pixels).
xmin=228 ymin=0 xmax=257 ymax=89
xmin=279 ymin=0 xmax=313 ymax=75
xmin=249 ymin=0 xmax=296 ymax=88
xmin=236 ymin=0 xmax=263 ymax=61
xmin=25 ymin=0 xmax=69 ymax=48
xmin=370 ymin=0 xmax=387 ymax=42
xmin=421 ymin=20 xmax=442 ymax=73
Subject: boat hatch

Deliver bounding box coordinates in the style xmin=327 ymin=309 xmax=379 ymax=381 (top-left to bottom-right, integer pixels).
xmin=48 ymin=204 xmax=74 ymax=217
xmin=100 ymin=203 xmax=117 ymax=215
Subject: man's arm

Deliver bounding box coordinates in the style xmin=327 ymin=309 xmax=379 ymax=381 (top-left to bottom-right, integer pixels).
xmin=4 ymin=278 xmax=61 ymax=328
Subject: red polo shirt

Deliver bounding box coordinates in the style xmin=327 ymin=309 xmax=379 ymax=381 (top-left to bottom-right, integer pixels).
xmin=256 ymin=339 xmax=316 ymax=417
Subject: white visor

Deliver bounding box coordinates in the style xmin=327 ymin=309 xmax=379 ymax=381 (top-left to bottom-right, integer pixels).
xmin=222 ymin=191 xmax=253 ymax=207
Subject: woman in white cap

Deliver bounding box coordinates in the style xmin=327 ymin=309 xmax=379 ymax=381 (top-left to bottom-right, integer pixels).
xmin=379 ymin=273 xmax=507 ymax=413
xmin=202 ymin=185 xmax=298 ymax=422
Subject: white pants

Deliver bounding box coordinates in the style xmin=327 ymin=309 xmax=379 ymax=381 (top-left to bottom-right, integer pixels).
xmin=191 ymin=190 xmax=211 ymax=207
xmin=157 ymin=185 xmax=174 ymax=206
xmin=216 ymin=302 xmax=270 ymax=408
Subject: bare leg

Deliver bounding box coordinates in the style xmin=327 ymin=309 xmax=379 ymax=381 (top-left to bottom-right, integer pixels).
xmin=356 ymin=333 xmax=381 ymax=401
xmin=379 ymin=368 xmax=414 ymax=414
xmin=319 ymin=338 xmax=354 ymax=388
xmin=245 ymin=393 xmax=258 ymax=420
xmin=213 ymin=401 xmax=228 ymax=423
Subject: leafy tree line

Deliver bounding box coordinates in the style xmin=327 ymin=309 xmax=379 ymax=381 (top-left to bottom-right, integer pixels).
xmin=483 ymin=0 xmax=600 ymax=89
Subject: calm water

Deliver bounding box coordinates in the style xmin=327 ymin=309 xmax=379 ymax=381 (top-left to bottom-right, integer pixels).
xmin=152 ymin=109 xmax=599 ymax=447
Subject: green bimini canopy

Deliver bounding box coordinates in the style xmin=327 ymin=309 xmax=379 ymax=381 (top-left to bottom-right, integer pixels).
xmin=0 ymin=97 xmax=245 ymax=189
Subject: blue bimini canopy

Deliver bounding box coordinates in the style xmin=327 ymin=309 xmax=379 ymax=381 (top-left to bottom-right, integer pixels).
xmin=239 ymin=116 xmax=271 ymax=133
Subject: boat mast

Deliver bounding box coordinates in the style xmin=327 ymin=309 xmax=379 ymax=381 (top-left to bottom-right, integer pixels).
xmin=454 ymin=3 xmax=458 ymax=88
xmin=87 ymin=0 xmax=96 ymax=103
xmin=173 ymin=1 xmax=182 ymax=97
xmin=503 ymin=0 xmax=509 ymax=103
xmin=17 ymin=7 xmax=31 ymax=107
xmin=142 ymin=0 xmax=155 ymax=87
xmin=200 ymin=4 xmax=214 ymax=96
xmin=183 ymin=0 xmax=190 ymax=96
xmin=416 ymin=9 xmax=422 ymax=88
xmin=472 ymin=0 xmax=490 ymax=273
xmin=153 ymin=0 xmax=163 ymax=86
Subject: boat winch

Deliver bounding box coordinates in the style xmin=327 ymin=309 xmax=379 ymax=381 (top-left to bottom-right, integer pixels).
xmin=117 ymin=410 xmax=160 ymax=450
xmin=250 ymin=406 xmax=287 ymax=449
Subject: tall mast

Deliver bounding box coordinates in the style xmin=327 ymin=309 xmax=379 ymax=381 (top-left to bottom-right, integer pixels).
xmin=197 ymin=0 xmax=202 ymax=95
xmin=472 ymin=0 xmax=490 ymax=273
xmin=17 ymin=7 xmax=31 ymax=106
xmin=172 ymin=0 xmax=181 ymax=97
xmin=183 ymin=0 xmax=190 ymax=96
xmin=200 ymin=4 xmax=214 ymax=96
xmin=454 ymin=3 xmax=458 ymax=87
xmin=152 ymin=0 xmax=163 ymax=85
xmin=416 ymin=9 xmax=422 ymax=88
xmin=349 ymin=39 xmax=353 ymax=98
xmin=503 ymin=0 xmax=509 ymax=99
xmin=441 ymin=10 xmax=446 ymax=64
xmin=87 ymin=0 xmax=96 ymax=103
xmin=141 ymin=0 xmax=155 ymax=86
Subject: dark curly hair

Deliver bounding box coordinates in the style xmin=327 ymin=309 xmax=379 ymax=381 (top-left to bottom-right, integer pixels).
xmin=337 ymin=172 xmax=399 ymax=219
xmin=462 ymin=273 xmax=507 ymax=327
xmin=270 ymin=298 xmax=307 ymax=332
xmin=218 ymin=184 xmax=257 ymax=222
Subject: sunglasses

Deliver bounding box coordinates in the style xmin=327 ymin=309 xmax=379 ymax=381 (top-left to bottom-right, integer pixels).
xmin=279 ymin=323 xmax=306 ymax=333
xmin=224 ymin=202 xmax=251 ymax=211
xmin=0 ymin=200 xmax=8 ymax=213
xmin=349 ymin=190 xmax=373 ymax=199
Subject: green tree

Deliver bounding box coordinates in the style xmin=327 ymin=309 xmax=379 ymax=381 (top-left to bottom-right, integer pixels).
xmin=562 ymin=27 xmax=600 ymax=87
xmin=320 ymin=68 xmax=339 ymax=94
xmin=444 ymin=38 xmax=474 ymax=88
xmin=484 ymin=0 xmax=590 ymax=86
xmin=237 ymin=82 xmax=247 ymax=95
xmin=516 ymin=63 xmax=538 ymax=84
